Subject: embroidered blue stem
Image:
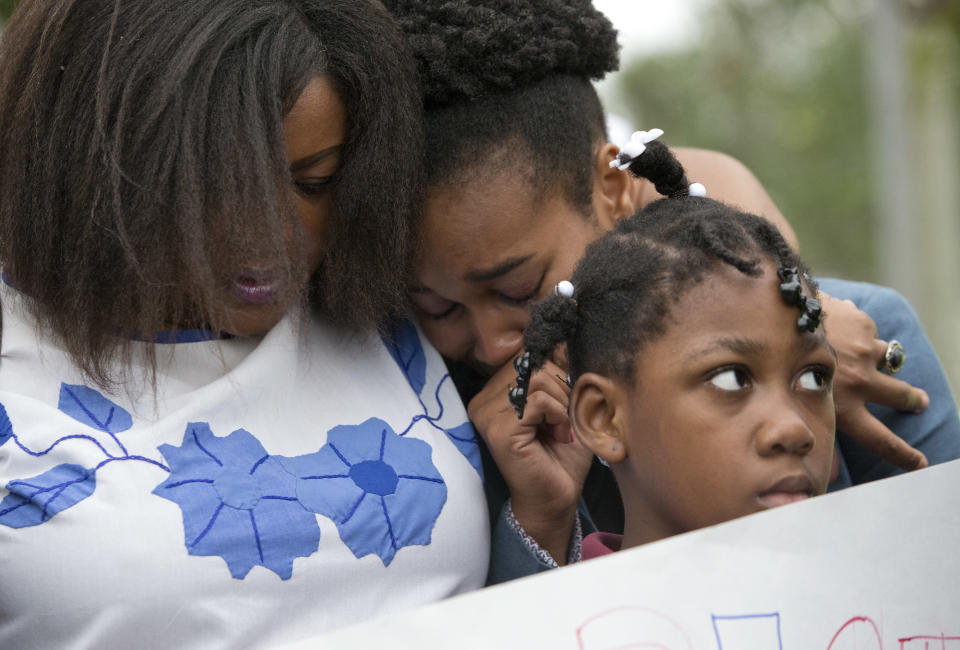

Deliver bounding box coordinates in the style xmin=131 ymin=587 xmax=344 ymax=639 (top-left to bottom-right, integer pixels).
xmin=399 ymin=373 xmax=452 ymax=437
xmin=14 ymin=433 xmax=114 ymax=459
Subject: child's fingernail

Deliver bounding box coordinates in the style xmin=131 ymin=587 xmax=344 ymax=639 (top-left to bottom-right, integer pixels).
xmin=916 ymin=453 xmax=929 ymax=470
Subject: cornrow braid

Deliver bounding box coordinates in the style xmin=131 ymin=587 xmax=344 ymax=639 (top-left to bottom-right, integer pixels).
xmin=521 ymin=147 xmax=817 ymax=391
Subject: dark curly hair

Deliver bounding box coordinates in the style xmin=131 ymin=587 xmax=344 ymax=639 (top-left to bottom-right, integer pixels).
xmin=0 ymin=0 xmax=423 ymax=386
xmin=523 ymin=142 xmax=816 ymax=385
xmin=384 ymin=0 xmax=618 ymax=211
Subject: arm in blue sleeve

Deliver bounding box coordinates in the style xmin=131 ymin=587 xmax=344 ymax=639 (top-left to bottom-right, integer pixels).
xmin=818 ymin=278 xmax=960 ymax=488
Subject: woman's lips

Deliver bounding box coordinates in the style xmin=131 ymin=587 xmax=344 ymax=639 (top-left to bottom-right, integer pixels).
xmin=232 ymin=271 xmax=280 ymax=304
xmin=756 ymin=474 xmax=815 ymax=509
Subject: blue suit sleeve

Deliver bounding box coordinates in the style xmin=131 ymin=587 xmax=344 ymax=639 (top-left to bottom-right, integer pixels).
xmin=818 ymin=278 xmax=960 ymax=488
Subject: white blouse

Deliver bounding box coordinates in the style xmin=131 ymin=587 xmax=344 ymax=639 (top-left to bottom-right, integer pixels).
xmin=0 ymin=285 xmax=488 ymax=648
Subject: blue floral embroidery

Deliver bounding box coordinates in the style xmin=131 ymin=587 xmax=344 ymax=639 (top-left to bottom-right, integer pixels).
xmin=3 ymin=328 xmax=473 ymax=575
xmin=0 ymin=463 xmax=97 ymax=527
xmin=153 ymin=422 xmax=321 ymax=580
xmin=281 ymin=418 xmax=446 ymax=566
xmin=383 ymin=319 xmax=483 ymax=478
xmin=58 ymin=383 xmax=134 ymax=455
xmin=383 ymin=318 xmax=427 ymax=396
xmin=0 ymin=404 xmax=11 ymax=449
xmin=0 ymin=385 xmax=166 ymax=528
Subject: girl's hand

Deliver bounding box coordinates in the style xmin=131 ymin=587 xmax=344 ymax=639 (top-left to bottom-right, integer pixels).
xmin=821 ymin=293 xmax=929 ymax=471
xmin=468 ymin=356 xmax=593 ymax=565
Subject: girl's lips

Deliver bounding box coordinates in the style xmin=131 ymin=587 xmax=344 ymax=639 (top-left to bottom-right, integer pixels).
xmin=232 ymin=271 xmax=280 ymax=304
xmin=756 ymin=491 xmax=810 ymax=509
xmin=756 ymin=474 xmax=815 ymax=509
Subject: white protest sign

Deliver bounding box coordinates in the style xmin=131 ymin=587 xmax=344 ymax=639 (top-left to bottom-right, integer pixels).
xmin=280 ymin=459 xmax=960 ymax=649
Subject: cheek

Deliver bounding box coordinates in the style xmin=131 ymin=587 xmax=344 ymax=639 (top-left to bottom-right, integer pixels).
xmin=416 ymin=316 xmax=467 ymax=360
xmin=296 ymin=196 xmax=332 ymax=271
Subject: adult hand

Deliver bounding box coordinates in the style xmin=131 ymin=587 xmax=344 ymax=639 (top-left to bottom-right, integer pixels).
xmin=820 ymin=292 xmax=929 ymax=471
xmin=468 ymin=356 xmax=593 ymax=565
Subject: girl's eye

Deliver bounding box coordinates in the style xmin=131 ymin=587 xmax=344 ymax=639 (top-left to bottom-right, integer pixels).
xmin=798 ymin=367 xmax=832 ymax=392
xmin=709 ymin=368 xmax=749 ymax=391
xmin=294 ymin=178 xmax=333 ymax=196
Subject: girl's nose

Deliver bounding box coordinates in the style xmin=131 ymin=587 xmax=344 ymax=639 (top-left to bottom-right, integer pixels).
xmin=755 ymin=398 xmax=816 ymax=457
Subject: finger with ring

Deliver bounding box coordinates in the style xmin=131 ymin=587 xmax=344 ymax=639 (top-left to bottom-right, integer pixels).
xmin=883 ymin=339 xmax=906 ymax=374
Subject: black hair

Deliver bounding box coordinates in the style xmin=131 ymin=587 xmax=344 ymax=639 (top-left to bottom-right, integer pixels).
xmin=0 ymin=0 xmax=423 ymax=386
xmin=523 ymin=142 xmax=816 ymax=385
xmin=384 ymin=0 xmax=618 ymax=211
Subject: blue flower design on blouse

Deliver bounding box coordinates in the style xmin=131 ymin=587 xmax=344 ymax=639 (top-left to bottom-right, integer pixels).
xmin=153 ymin=422 xmax=321 ymax=580
xmin=383 ymin=319 xmax=483 ymax=478
xmin=281 ymin=417 xmax=447 ymax=566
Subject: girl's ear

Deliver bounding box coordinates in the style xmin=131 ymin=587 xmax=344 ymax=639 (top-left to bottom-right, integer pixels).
xmin=570 ymin=372 xmax=629 ymax=464
xmin=592 ymin=142 xmax=641 ymax=228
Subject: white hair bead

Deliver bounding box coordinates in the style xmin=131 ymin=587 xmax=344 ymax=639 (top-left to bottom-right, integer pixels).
xmin=688 ymin=182 xmax=707 ymax=197
xmin=554 ymin=280 xmax=575 ymax=298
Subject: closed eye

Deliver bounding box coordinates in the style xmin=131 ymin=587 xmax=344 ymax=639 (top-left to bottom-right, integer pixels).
xmin=427 ymin=302 xmax=461 ymax=320
xmin=294 ymin=177 xmax=333 ymax=197
xmin=497 ymin=272 xmax=545 ymax=306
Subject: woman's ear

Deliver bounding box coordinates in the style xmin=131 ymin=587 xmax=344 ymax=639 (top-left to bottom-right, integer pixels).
xmin=570 ymin=372 xmax=628 ymax=464
xmin=592 ymin=142 xmax=641 ymax=228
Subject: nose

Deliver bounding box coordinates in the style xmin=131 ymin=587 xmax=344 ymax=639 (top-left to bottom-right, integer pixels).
xmin=470 ymin=309 xmax=524 ymax=371
xmin=755 ymin=395 xmax=816 ymax=457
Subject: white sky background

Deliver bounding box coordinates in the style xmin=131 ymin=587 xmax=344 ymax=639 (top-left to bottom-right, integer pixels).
xmin=592 ymin=0 xmax=706 ymax=129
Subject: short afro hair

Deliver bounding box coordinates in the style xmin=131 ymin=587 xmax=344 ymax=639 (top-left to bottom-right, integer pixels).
xmin=385 ymin=0 xmax=620 ymax=213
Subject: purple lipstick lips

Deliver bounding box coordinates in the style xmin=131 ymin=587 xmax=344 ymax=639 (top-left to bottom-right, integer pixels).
xmin=232 ymin=270 xmax=280 ymax=304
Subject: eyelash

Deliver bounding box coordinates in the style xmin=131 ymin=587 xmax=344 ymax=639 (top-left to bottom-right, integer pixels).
xmin=294 ymin=177 xmax=333 ymax=197
xmin=798 ymin=364 xmax=835 ymax=391
xmin=708 ymin=365 xmax=751 ymax=391
xmin=428 ymin=303 xmax=461 ymax=320
xmin=423 ymin=271 xmax=545 ymax=321
xmin=497 ymin=272 xmax=545 ymax=305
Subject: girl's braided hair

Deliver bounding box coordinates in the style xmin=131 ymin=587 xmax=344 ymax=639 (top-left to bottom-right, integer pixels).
xmin=522 ymin=140 xmax=814 ymax=386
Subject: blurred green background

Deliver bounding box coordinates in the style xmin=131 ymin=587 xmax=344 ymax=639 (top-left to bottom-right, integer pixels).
xmin=1 ymin=0 xmax=957 ymax=401
xmin=598 ymin=0 xmax=959 ymax=402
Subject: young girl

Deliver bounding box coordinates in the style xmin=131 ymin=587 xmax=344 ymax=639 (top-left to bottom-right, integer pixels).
xmin=387 ymin=0 xmax=957 ymax=578
xmin=516 ymin=137 xmax=837 ymax=557
xmin=0 ymin=1 xmax=493 ymax=646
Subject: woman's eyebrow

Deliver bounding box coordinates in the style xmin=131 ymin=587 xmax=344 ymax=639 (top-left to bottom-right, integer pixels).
xmin=290 ymin=145 xmax=341 ymax=172
xmin=464 ymin=254 xmax=533 ymax=283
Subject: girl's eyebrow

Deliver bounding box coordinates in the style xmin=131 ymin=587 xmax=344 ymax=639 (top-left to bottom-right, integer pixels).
xmin=684 ymin=333 xmax=833 ymax=363
xmin=290 ymin=145 xmax=341 ymax=172
xmin=464 ymin=254 xmax=533 ymax=283
xmin=684 ymin=337 xmax=766 ymax=362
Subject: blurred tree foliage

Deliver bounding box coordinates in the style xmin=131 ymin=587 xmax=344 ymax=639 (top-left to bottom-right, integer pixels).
xmin=612 ymin=0 xmax=958 ymax=282
xmin=0 ymin=0 xmax=15 ymax=22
